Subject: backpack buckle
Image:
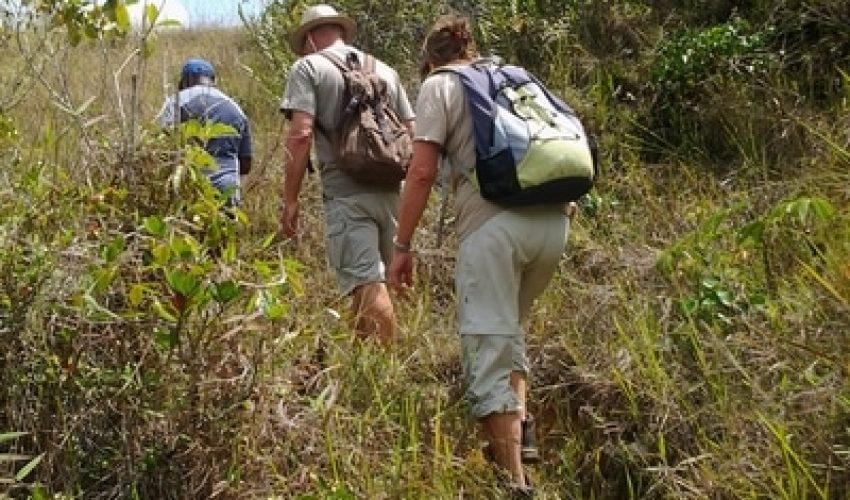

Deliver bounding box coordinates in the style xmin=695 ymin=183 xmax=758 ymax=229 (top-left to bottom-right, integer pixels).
xmin=346 ymin=51 xmax=361 ymax=70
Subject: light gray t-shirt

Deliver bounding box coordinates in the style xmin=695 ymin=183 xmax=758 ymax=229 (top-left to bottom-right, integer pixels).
xmin=280 ymin=41 xmax=415 ymax=198
xmin=414 ymin=68 xmax=501 ymax=240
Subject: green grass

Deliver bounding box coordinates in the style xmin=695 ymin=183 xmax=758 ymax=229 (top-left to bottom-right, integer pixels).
xmin=1 ymin=5 xmax=848 ymax=499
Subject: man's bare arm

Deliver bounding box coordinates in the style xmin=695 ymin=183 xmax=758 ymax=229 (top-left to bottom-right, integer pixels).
xmin=280 ymin=111 xmax=314 ymax=239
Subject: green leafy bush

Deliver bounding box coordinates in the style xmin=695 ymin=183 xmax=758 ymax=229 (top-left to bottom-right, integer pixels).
xmin=652 ymin=17 xmax=773 ymax=95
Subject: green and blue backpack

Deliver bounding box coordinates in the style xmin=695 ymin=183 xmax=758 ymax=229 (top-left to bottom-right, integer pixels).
xmin=438 ymin=58 xmax=597 ymax=206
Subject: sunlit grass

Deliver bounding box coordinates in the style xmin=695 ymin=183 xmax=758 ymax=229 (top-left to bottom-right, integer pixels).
xmin=1 ymin=7 xmax=848 ymax=499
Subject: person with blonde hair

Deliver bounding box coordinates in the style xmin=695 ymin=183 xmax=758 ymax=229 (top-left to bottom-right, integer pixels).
xmin=279 ymin=5 xmax=415 ymax=344
xmin=390 ymin=15 xmax=569 ymax=494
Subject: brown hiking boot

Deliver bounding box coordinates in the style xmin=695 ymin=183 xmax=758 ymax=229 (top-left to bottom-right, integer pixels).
xmin=521 ymin=415 xmax=540 ymax=463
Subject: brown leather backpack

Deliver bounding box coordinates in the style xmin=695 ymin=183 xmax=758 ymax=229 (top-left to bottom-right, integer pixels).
xmin=319 ymin=51 xmax=412 ymax=185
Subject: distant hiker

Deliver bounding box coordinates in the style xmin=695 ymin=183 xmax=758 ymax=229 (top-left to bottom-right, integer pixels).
xmin=156 ymin=58 xmax=253 ymax=206
xmin=278 ymin=4 xmax=415 ymax=345
xmin=388 ymin=15 xmax=570 ymax=495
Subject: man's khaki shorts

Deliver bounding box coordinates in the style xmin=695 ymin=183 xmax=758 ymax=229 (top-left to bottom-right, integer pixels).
xmin=455 ymin=206 xmax=567 ymax=418
xmin=323 ymin=192 xmax=398 ymax=295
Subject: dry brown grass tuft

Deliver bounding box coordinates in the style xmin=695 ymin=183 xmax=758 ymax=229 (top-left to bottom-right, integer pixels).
xmin=1 ymin=6 xmax=849 ymax=498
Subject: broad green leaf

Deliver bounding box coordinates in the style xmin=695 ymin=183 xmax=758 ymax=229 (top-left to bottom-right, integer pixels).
xmin=165 ymin=269 xmax=202 ymax=298
xmin=128 ymin=284 xmax=147 ymax=307
xmin=253 ymin=260 xmax=274 ymax=277
xmin=153 ymin=327 xmax=177 ymax=350
xmin=100 ymin=235 xmax=125 ymax=262
xmin=737 ymin=220 xmax=764 ymax=247
xmin=212 ymin=280 xmax=242 ymax=304
xmin=789 ymin=198 xmax=811 ymax=225
xmin=143 ymin=215 xmax=166 ymax=237
xmin=90 ymin=266 xmax=117 ymax=294
xmin=145 ymin=3 xmax=159 ymax=27
xmin=115 ymin=3 xmax=130 ymax=30
xmin=264 ymin=301 xmax=289 ymax=321
xmin=151 ymin=243 xmax=171 ymax=265
xmin=206 ymin=122 xmax=237 ymax=139
xmin=30 ymin=485 xmax=50 ymax=500
xmin=186 ymin=147 xmax=217 ymax=170
xmin=748 ymin=293 xmax=767 ymax=308
xmin=181 ymin=120 xmax=203 ymax=139
xmin=679 ymin=298 xmax=699 ymax=316
xmin=170 ymin=235 xmax=200 ymax=259
xmin=809 ymin=197 xmax=835 ymax=221
xmin=220 ymin=240 xmax=237 ymax=262
xmin=700 ymin=209 xmax=729 ymax=237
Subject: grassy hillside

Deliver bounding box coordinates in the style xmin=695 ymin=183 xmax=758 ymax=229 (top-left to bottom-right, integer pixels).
xmin=1 ymin=1 xmax=848 ymax=498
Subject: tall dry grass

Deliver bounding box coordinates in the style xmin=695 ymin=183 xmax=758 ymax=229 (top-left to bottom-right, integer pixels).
xmin=1 ymin=8 xmax=848 ymax=499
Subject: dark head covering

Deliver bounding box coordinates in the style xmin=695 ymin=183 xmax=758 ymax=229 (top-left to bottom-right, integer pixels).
xmin=181 ymin=58 xmax=215 ymax=79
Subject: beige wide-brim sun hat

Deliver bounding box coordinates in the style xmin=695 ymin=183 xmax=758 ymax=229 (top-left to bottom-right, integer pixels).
xmin=289 ymin=4 xmax=356 ymax=56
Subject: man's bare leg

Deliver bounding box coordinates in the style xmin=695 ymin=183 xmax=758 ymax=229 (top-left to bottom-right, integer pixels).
xmin=511 ymin=371 xmax=527 ymax=421
xmin=351 ymin=281 xmax=395 ymax=344
xmin=481 ymin=411 xmax=526 ymax=487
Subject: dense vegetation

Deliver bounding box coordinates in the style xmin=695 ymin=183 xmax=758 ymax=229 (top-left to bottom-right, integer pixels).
xmin=1 ymin=0 xmax=848 ymax=498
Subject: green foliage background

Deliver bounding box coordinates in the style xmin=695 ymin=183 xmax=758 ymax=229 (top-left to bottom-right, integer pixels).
xmin=0 ymin=0 xmax=848 ymax=498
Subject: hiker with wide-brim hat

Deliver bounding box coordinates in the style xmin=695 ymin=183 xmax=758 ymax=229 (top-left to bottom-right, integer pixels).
xmin=288 ymin=4 xmax=357 ymax=56
xmin=279 ymin=4 xmax=415 ymax=345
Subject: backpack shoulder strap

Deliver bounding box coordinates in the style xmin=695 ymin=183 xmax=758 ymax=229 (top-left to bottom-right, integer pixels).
xmin=430 ymin=63 xmax=504 ymax=168
xmin=321 ymin=50 xmax=375 ymax=74
xmin=318 ymin=50 xmax=350 ymax=73
xmin=429 ymin=64 xmax=461 ymax=77
xmin=470 ymin=56 xmax=502 ymax=70
xmin=315 ymin=51 xmax=355 ymax=143
xmin=361 ymin=53 xmax=376 ymax=74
